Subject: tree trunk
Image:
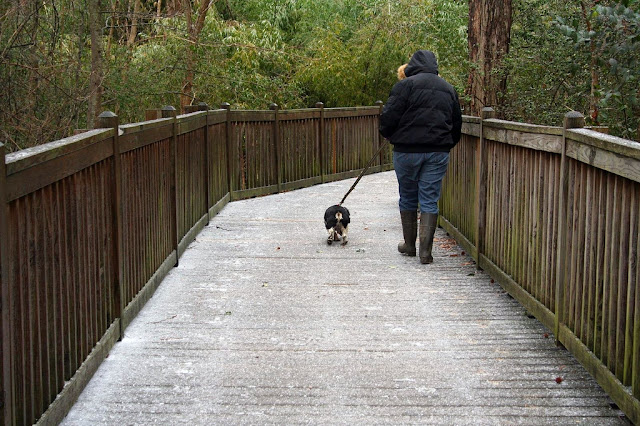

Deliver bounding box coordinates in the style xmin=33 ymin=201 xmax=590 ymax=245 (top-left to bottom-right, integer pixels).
xmin=580 ymin=0 xmax=600 ymax=124
xmin=180 ymin=0 xmax=211 ymax=110
xmin=127 ymin=0 xmax=141 ymax=46
xmin=87 ymin=0 xmax=103 ymax=128
xmin=466 ymin=0 xmax=513 ymax=117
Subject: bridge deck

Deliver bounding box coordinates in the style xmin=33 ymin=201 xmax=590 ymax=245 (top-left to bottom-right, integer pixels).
xmin=62 ymin=172 xmax=625 ymax=425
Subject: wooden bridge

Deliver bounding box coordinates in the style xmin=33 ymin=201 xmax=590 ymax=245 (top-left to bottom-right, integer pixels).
xmin=0 ymin=104 xmax=638 ymax=424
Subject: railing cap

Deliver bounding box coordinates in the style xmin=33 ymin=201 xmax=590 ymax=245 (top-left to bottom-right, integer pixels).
xmin=96 ymin=111 xmax=119 ymax=129
xmin=481 ymin=107 xmax=496 ymax=120
xmin=564 ymin=111 xmax=585 ymax=129
xmin=161 ymin=105 xmax=177 ymax=118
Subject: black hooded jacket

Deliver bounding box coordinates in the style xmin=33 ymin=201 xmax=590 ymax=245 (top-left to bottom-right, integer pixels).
xmin=379 ymin=50 xmax=462 ymax=153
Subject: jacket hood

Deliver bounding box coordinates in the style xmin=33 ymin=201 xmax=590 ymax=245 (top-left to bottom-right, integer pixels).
xmin=404 ymin=50 xmax=438 ymax=77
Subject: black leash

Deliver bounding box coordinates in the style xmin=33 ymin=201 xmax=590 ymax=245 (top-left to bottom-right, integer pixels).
xmin=338 ymin=141 xmax=389 ymax=206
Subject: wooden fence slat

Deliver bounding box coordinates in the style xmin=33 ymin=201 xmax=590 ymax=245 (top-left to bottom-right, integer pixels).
xmin=162 ymin=106 xmax=179 ymax=267
xmin=0 ymin=144 xmax=13 ymax=426
xmin=593 ymin=171 xmax=606 ymax=359
xmin=270 ymin=104 xmax=282 ymax=193
xmin=316 ymin=103 xmax=325 ymax=183
xmin=607 ymin=176 xmax=621 ymax=372
xmin=633 ymin=211 xmax=640 ymax=397
xmin=616 ymin=179 xmax=631 ymax=381
xmin=623 ymin=182 xmax=637 ymax=386
xmin=555 ymin=111 xmax=585 ymax=342
xmin=475 ymin=108 xmax=493 ymax=266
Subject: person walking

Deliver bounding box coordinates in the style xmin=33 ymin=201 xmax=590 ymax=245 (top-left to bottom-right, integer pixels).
xmin=379 ymin=50 xmax=462 ymax=264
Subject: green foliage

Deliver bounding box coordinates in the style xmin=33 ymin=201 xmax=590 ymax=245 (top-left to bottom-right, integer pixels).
xmin=2 ymin=0 xmax=638 ymax=151
xmin=504 ymin=0 xmax=639 ymax=139
xmin=555 ymin=3 xmax=640 ymax=138
xmin=292 ymin=0 xmax=468 ymax=107
xmin=502 ymin=0 xmax=590 ymax=126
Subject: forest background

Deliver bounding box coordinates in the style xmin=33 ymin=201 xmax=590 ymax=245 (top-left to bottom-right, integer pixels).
xmin=1 ymin=0 xmax=639 ymax=153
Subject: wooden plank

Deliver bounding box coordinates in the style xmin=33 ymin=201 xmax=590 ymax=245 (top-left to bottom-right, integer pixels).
xmin=119 ymin=123 xmax=173 ymax=154
xmin=317 ymin=104 xmax=325 ymax=183
xmin=323 ymin=107 xmax=379 ymax=118
xmin=278 ymin=110 xmax=317 ymax=120
xmin=623 ymin=183 xmax=636 ymax=386
xmin=555 ymin=131 xmax=569 ymax=341
xmin=568 ymin=128 xmax=640 ymax=161
xmin=6 ymin=138 xmax=113 ymax=202
xmin=593 ymin=172 xmax=607 ymax=359
xmin=462 ymin=121 xmax=481 ymax=138
xmin=229 ymin=110 xmax=273 ymax=122
xmin=176 ymin=113 xmax=207 ymax=136
xmin=231 ymin=184 xmax=280 ymax=200
xmin=205 ymin=110 xmax=227 ymax=126
xmin=484 ymin=118 xmax=563 ymax=136
xmin=575 ymin=163 xmax=587 ymax=338
xmin=0 ymin=144 xmax=14 ymax=425
xmin=567 ymin=139 xmax=640 ymax=183
xmin=474 ymin=113 xmax=488 ymax=263
xmin=120 ymin=117 xmax=171 ymax=135
xmin=5 ymin=130 xmax=112 ymax=175
xmin=633 ymin=212 xmax=640 ymax=397
xmin=541 ymin=154 xmax=554 ymax=310
xmin=567 ymin=162 xmax=581 ymax=331
xmin=615 ymin=179 xmax=630 ymax=381
xmin=168 ymin=114 xmax=179 ymax=267
xmin=39 ymin=184 xmax=53 ymax=413
xmin=608 ymin=177 xmax=621 ymax=375
xmin=105 ymin=116 xmax=124 ymax=339
xmin=53 ymin=181 xmax=69 ymax=390
xmin=48 ymin=183 xmax=63 ymax=407
xmin=582 ymin=166 xmax=595 ymax=349
xmin=600 ymin=175 xmax=614 ymax=366
xmin=483 ymin=127 xmax=563 ymax=154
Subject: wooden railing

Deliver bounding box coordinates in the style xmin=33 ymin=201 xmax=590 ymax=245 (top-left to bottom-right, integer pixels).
xmin=440 ymin=108 xmax=640 ymax=424
xmin=2 ymin=102 xmax=638 ymax=425
xmin=0 ymin=103 xmax=391 ymax=425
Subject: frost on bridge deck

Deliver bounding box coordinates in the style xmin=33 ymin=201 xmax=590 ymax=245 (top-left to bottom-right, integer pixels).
xmin=62 ymin=171 xmax=626 ymax=425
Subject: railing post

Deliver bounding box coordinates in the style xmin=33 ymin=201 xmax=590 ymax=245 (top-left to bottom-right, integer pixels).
xmin=145 ymin=109 xmax=162 ymax=120
xmin=555 ymin=111 xmax=585 ymax=344
xmin=270 ymin=103 xmax=282 ymax=193
xmin=198 ymin=103 xmax=211 ymax=223
xmin=220 ymin=102 xmax=233 ymax=199
xmin=475 ymin=107 xmax=495 ymax=267
xmin=162 ymin=105 xmax=180 ymax=267
xmin=375 ymin=100 xmax=384 ymax=169
xmin=0 ymin=143 xmax=14 ymax=425
xmin=96 ymin=111 xmax=124 ymax=338
xmin=316 ymin=102 xmax=325 ymax=183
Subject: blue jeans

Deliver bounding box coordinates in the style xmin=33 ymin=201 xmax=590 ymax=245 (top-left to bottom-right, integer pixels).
xmin=393 ymin=151 xmax=450 ymax=214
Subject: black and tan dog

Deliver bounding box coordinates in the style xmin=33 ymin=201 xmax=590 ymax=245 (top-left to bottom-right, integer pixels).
xmin=324 ymin=204 xmax=350 ymax=245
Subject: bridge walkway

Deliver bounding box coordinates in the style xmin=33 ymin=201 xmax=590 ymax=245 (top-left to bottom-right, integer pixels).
xmin=61 ymin=171 xmax=626 ymax=425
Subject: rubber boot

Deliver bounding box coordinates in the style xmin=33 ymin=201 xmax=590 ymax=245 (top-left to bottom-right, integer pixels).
xmin=397 ymin=211 xmax=417 ymax=256
xmin=419 ymin=213 xmax=438 ymax=264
